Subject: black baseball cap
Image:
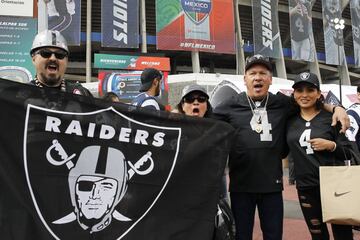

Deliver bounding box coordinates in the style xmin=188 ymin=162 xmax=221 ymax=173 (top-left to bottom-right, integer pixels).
xmin=181 ymin=84 xmax=209 ymax=99
xmin=139 ymin=68 xmax=163 ymax=92
xmin=245 ymin=54 xmax=272 ymax=72
xmin=292 ymin=72 xmax=320 ymax=90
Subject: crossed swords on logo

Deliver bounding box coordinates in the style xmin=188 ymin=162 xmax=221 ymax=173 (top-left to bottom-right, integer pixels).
xmin=45 ymin=139 xmax=155 ymax=224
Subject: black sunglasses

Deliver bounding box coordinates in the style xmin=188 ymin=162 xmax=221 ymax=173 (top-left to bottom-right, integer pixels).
xmin=36 ymin=49 xmax=68 ymax=60
xmin=183 ymin=95 xmax=208 ymax=104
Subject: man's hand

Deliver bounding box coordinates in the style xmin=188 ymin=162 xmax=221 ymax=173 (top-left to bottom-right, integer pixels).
xmin=332 ymin=106 xmax=350 ymax=133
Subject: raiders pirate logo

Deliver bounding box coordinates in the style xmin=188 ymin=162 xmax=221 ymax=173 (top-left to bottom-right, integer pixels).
xmin=23 ymin=104 xmax=181 ymax=239
xmin=299 ymin=72 xmax=310 ymax=80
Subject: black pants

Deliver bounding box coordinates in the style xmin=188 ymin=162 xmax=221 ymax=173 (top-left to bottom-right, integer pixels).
xmin=230 ymin=192 xmax=283 ymax=240
xmin=297 ymin=187 xmax=353 ymax=240
xmin=288 ymin=153 xmax=295 ymax=183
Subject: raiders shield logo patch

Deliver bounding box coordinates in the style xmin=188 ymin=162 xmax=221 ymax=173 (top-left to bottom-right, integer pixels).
xmin=23 ymin=104 xmax=181 ymax=239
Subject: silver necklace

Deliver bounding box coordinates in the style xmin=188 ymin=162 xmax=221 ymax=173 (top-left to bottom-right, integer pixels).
xmin=34 ymin=76 xmax=65 ymax=109
xmin=34 ymin=76 xmax=66 ymax=92
xmin=246 ymin=93 xmax=269 ymax=133
xmin=249 ymin=96 xmax=266 ymax=108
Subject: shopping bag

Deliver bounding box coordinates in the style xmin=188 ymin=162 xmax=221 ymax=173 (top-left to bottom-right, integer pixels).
xmin=319 ymin=165 xmax=360 ymax=226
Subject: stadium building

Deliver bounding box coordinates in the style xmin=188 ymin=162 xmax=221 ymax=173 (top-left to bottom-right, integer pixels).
xmin=54 ymin=0 xmax=358 ymax=86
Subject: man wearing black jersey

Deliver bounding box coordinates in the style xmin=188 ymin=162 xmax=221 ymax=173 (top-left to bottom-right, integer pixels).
xmin=212 ymin=54 xmax=349 ymax=240
xmin=289 ymin=0 xmax=315 ymax=61
xmin=286 ymin=72 xmax=354 ymax=240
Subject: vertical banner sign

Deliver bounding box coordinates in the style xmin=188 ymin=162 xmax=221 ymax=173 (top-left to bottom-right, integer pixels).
xmin=322 ymin=0 xmax=345 ymax=65
xmin=0 ymin=17 xmax=37 ymax=83
xmin=101 ymin=0 xmax=139 ymax=48
xmin=47 ymin=0 xmax=81 ymax=46
xmin=156 ymin=0 xmax=235 ymax=54
xmin=289 ymin=0 xmax=316 ymax=62
xmin=0 ymin=0 xmax=33 ymax=17
xmin=350 ymin=0 xmax=360 ymax=67
xmin=252 ymin=0 xmax=281 ymax=58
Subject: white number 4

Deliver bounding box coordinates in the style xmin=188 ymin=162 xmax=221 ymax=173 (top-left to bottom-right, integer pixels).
xmin=299 ymin=129 xmax=314 ymax=154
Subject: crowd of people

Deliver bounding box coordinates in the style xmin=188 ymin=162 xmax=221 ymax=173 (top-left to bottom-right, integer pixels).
xmin=18 ymin=29 xmax=360 ymax=240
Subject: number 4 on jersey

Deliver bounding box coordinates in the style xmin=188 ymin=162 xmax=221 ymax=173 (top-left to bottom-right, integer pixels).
xmin=299 ymin=129 xmax=314 ymax=154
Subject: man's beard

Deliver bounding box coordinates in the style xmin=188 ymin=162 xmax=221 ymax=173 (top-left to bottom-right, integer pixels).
xmin=39 ymin=72 xmax=62 ymax=87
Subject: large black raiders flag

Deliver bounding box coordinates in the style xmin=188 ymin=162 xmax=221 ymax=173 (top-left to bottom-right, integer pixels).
xmin=0 ymin=79 xmax=234 ymax=240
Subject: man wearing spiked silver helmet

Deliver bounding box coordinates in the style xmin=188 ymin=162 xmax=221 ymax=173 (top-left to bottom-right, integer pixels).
xmin=30 ymin=30 xmax=92 ymax=96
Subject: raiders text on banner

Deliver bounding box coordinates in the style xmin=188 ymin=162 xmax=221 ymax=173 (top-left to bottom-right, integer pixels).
xmin=0 ymin=79 xmax=233 ymax=240
xmin=252 ymin=0 xmax=282 ymax=58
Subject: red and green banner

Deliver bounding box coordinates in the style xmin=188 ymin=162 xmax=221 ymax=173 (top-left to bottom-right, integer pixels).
xmin=94 ymin=54 xmax=170 ymax=71
xmin=156 ymin=0 xmax=235 ymax=54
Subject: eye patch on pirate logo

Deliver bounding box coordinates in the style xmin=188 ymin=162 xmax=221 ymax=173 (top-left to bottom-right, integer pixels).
xmin=77 ymin=180 xmax=94 ymax=192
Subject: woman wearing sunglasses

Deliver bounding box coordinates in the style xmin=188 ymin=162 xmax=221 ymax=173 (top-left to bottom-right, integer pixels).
xmin=286 ymin=72 xmax=354 ymax=240
xmin=176 ymin=84 xmax=234 ymax=239
xmin=175 ymin=84 xmax=212 ymax=118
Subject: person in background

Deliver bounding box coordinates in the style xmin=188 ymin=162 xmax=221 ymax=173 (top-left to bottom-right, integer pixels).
xmin=346 ymin=86 xmax=360 ymax=150
xmin=30 ymin=29 xmax=92 ymax=96
xmin=175 ymin=84 xmax=212 ymax=118
xmin=47 ymin=0 xmax=76 ymax=40
xmin=346 ymin=87 xmax=360 ymax=233
xmin=286 ymin=72 xmax=354 ymax=240
xmin=132 ymin=68 xmax=164 ymax=111
xmin=212 ymin=54 xmax=349 ymax=240
xmin=289 ymin=0 xmax=316 ymax=61
xmin=102 ymin=92 xmax=120 ymax=102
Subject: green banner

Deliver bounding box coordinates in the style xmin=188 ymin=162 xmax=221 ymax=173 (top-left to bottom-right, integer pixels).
xmin=0 ymin=16 xmax=37 ymax=82
xmin=94 ymin=54 xmax=135 ymax=69
xmin=156 ymin=0 xmax=182 ymax=32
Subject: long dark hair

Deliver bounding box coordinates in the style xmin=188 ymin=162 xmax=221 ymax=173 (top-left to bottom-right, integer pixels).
xmin=290 ymin=92 xmax=325 ymax=110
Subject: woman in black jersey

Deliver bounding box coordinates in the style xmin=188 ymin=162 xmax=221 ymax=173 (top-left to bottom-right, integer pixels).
xmin=286 ymin=72 xmax=353 ymax=240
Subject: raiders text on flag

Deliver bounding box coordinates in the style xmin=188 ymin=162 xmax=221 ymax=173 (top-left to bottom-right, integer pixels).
xmin=0 ymin=79 xmax=233 ymax=240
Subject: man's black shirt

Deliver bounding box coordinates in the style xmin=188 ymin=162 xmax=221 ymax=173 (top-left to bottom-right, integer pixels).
xmin=213 ymin=92 xmax=290 ymax=193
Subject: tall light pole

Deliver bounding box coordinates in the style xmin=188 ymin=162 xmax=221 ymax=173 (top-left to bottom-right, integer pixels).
xmin=331 ymin=17 xmax=345 ymax=104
